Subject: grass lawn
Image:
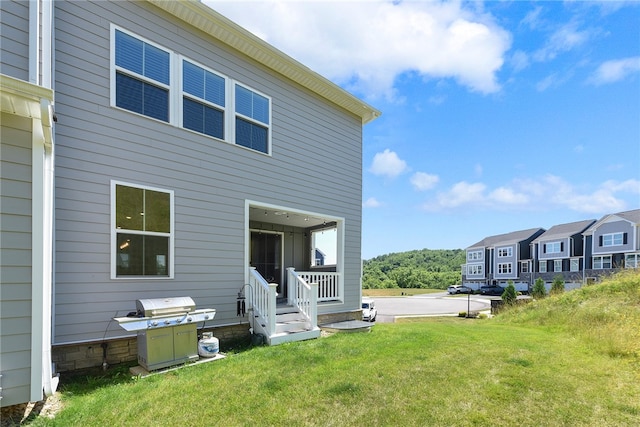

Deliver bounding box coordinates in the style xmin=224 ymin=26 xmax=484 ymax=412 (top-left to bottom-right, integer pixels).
xmin=30 ymin=272 xmax=639 ymax=426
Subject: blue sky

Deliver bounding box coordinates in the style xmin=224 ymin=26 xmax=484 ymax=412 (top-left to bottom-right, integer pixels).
xmin=208 ymin=1 xmax=640 ymax=259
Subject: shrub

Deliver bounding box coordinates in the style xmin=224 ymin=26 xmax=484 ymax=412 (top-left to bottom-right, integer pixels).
xmin=551 ymin=275 xmax=565 ymax=295
xmin=532 ymin=278 xmax=546 ymax=299
xmin=502 ymin=281 xmax=517 ymax=305
xmin=458 ymin=311 xmax=467 ymax=317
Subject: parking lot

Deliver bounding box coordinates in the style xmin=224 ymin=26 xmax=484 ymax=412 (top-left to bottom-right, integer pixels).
xmin=372 ymin=292 xmax=492 ymax=323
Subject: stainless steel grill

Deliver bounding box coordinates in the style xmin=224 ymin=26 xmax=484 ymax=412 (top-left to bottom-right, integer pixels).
xmin=114 ymin=296 xmax=215 ymax=371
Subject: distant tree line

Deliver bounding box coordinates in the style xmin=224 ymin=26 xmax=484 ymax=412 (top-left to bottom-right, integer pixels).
xmin=362 ymin=249 xmax=465 ymax=290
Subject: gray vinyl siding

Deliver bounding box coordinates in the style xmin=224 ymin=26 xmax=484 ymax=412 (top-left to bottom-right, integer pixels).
xmin=53 ymin=1 xmax=363 ymax=344
xmin=538 ymin=238 xmax=570 ymax=260
xmin=592 ymin=220 xmax=634 ymax=254
xmin=494 ymin=244 xmax=517 ymax=279
xmin=0 ymin=113 xmax=33 ymax=407
xmin=0 ymin=0 xmax=30 ymax=81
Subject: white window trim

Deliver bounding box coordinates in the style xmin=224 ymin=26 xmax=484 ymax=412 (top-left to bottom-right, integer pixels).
xmin=539 ymin=261 xmax=547 ymax=273
xmin=593 ymin=255 xmax=612 ymax=270
xmin=546 ymin=241 xmax=562 ymax=254
xmin=553 ymin=259 xmax=562 ymax=272
xmin=602 ymin=232 xmax=624 ymax=247
xmin=497 ymin=247 xmax=512 ymax=258
xmin=110 ymin=24 xmax=273 ymax=156
xmin=467 ymin=263 xmax=483 ymax=276
xmin=233 ymin=81 xmax=273 ymax=155
xmin=570 ymin=258 xmax=580 ymax=272
xmin=468 ymin=250 xmax=482 ymax=261
xmin=498 ymin=263 xmax=512 ymax=274
xmin=179 ymin=56 xmax=229 ymax=141
xmin=110 ymin=180 xmax=175 ymax=279
xmin=625 ymin=253 xmax=639 ymax=268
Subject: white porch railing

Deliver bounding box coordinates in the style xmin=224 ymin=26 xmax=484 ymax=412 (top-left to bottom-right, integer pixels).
xmin=293 ymin=270 xmax=341 ymax=302
xmin=248 ymin=267 xmax=277 ymax=337
xmin=286 ymin=268 xmax=318 ymax=330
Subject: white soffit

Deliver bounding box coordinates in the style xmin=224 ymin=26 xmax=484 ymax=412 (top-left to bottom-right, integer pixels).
xmin=147 ymin=0 xmax=381 ymax=124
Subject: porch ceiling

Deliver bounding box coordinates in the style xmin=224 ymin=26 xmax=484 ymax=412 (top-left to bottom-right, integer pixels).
xmin=250 ymin=206 xmax=329 ymax=229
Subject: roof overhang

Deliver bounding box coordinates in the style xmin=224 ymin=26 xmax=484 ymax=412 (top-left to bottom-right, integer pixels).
xmin=0 ymin=74 xmax=54 ymax=146
xmin=147 ymin=0 xmax=381 ymax=124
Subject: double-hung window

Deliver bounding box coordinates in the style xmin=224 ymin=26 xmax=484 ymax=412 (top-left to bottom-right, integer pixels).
xmin=498 ymin=263 xmax=512 ymax=274
xmin=112 ymin=26 xmax=273 ymax=155
xmin=182 ymin=60 xmax=225 ymax=139
xmin=539 ymin=261 xmax=547 ymax=273
xmin=498 ymin=247 xmax=512 ymax=257
xmin=112 ymin=181 xmax=174 ymax=278
xmin=114 ymin=29 xmax=170 ymax=122
xmin=570 ymin=258 xmax=579 ymax=272
xmin=235 ymin=84 xmax=270 ymax=153
xmin=554 ymin=259 xmax=562 ymax=272
xmin=593 ymin=255 xmax=612 ymax=269
xmin=602 ymin=233 xmax=624 ymax=247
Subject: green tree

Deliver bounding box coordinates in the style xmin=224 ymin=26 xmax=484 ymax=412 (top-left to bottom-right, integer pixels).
xmin=502 ymin=280 xmax=518 ymax=305
xmin=551 ymin=275 xmax=565 ymax=295
xmin=532 ymin=278 xmax=546 ymax=299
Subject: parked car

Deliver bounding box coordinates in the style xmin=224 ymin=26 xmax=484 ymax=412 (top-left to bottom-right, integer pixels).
xmin=480 ymin=284 xmax=504 ymax=296
xmin=447 ymin=285 xmax=473 ymax=295
xmin=362 ymin=298 xmax=377 ymax=322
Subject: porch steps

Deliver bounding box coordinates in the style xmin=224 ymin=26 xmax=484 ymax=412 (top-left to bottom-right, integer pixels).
xmin=264 ymin=305 xmax=321 ymax=345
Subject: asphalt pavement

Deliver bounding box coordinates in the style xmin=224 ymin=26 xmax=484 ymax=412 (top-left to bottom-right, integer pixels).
xmin=372 ymin=292 xmax=492 ymax=323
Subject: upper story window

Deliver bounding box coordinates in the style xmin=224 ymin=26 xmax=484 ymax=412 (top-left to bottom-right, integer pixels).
xmin=570 ymin=258 xmax=579 ymax=272
xmin=111 ymin=26 xmax=272 ymax=155
xmin=467 ymin=250 xmax=482 ymax=261
xmin=182 ymin=60 xmax=226 ymax=139
xmin=520 ymin=261 xmax=529 ymax=273
xmin=544 ymin=241 xmax=562 ymax=254
xmin=112 ymin=181 xmax=174 ymax=279
xmin=114 ymin=29 xmax=170 ymax=122
xmin=497 ymin=247 xmax=512 ymax=257
xmin=601 ymin=232 xmax=625 ymax=247
xmin=235 ymin=84 xmax=270 ymax=153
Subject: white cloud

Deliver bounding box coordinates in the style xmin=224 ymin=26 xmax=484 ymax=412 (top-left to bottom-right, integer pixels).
xmin=533 ymin=21 xmax=592 ymax=62
xmin=369 ymin=149 xmax=408 ymax=178
xmin=363 ymin=197 xmax=383 ymax=208
xmin=420 ymin=175 xmax=639 ymax=214
xmin=588 ymin=57 xmax=640 ymax=85
xmin=410 ymin=172 xmax=439 ymax=191
xmin=206 ymin=0 xmax=511 ymax=98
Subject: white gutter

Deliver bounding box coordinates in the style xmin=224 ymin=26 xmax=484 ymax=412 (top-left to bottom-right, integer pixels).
xmin=1 ymin=72 xmax=58 ymax=402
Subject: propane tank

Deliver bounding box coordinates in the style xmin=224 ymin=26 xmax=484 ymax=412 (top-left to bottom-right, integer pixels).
xmin=198 ymin=332 xmax=219 ymax=357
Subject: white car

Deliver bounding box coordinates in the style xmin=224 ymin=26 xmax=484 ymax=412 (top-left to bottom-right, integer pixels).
xmin=362 ymin=298 xmax=377 ymax=322
xmin=447 ymin=285 xmax=473 ymax=295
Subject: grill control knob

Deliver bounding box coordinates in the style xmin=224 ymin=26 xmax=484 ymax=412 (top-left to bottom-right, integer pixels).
xmin=187 ymin=317 xmax=192 ymax=322
xmin=164 ymin=320 xmax=170 ymax=325
xmin=204 ymin=315 xmax=210 ymax=320
xmin=151 ymin=321 xmax=158 ymax=327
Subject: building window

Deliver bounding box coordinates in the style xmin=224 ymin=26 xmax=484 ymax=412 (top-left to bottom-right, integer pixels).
xmin=544 ymin=242 xmax=562 ymax=254
xmin=235 ymin=84 xmax=270 ymax=153
xmin=521 ymin=262 xmax=529 ymax=273
xmin=498 ymin=263 xmax=512 ymax=274
xmin=182 ymin=60 xmax=225 ymax=139
xmin=602 ymin=232 xmax=625 ymax=247
xmin=468 ymin=264 xmax=483 ymax=275
xmin=625 ymin=253 xmax=639 ymax=268
xmin=468 ymin=250 xmax=482 ymax=261
xmin=112 ymin=181 xmax=173 ymax=278
xmin=539 ymin=261 xmax=547 ymax=273
xmin=497 ymin=247 xmax=512 ymax=257
xmin=593 ymin=255 xmax=612 ymax=270
xmin=114 ymin=29 xmax=170 ymax=122
xmin=554 ymin=259 xmax=562 ymax=272
xmin=112 ymin=26 xmax=273 ymax=156
xmin=570 ymin=258 xmax=579 ymax=272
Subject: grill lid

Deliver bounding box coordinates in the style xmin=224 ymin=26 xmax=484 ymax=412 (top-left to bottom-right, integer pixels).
xmin=136 ymin=296 xmax=196 ymax=317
